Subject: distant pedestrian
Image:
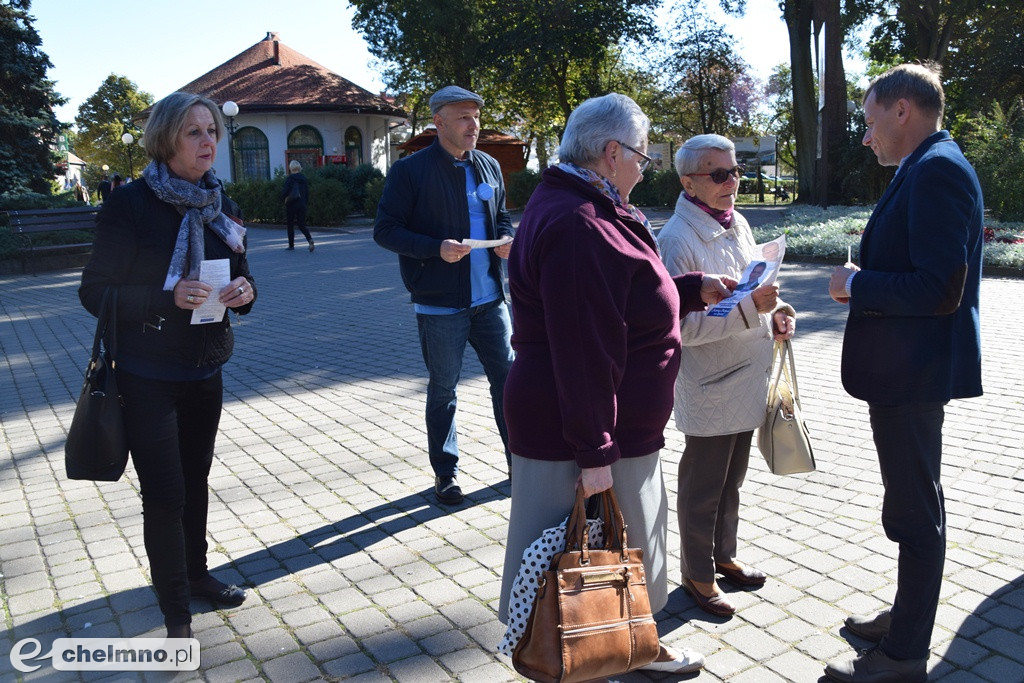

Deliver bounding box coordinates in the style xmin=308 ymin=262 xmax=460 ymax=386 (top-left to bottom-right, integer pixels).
xmin=97 ymin=174 xmax=112 ymax=202
xmin=110 ymin=174 xmax=124 ymax=192
xmin=72 ymin=180 xmax=89 ymax=204
xmin=374 ymin=85 xmax=515 ymax=506
xmin=281 ymin=160 xmax=313 ymax=251
xmin=824 ymin=62 xmax=984 ymax=683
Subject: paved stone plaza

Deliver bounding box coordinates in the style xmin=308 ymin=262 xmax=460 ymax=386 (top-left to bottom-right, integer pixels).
xmin=1 ymin=215 xmax=1022 ymax=682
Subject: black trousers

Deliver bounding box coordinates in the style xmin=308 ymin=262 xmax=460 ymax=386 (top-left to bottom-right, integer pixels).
xmin=869 ymin=401 xmax=946 ymax=661
xmin=286 ymin=202 xmax=312 ymax=247
xmin=119 ymin=370 xmax=223 ymax=628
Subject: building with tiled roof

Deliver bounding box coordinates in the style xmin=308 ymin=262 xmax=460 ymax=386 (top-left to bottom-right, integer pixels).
xmin=168 ymin=32 xmax=407 ymax=182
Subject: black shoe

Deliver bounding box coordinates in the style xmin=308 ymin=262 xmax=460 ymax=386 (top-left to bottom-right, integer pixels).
xmin=166 ymin=623 xmax=193 ymax=639
xmin=190 ymin=576 xmax=247 ymax=607
xmin=435 ymin=475 xmax=464 ymax=505
xmin=846 ymin=610 xmax=892 ymax=642
xmin=308 ymin=240 xmax=315 ymax=252
xmin=286 ymin=246 xmax=295 ymax=250
xmin=824 ymin=646 xmax=926 ymax=683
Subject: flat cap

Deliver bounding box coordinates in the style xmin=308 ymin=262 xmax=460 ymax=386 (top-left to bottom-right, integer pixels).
xmin=429 ymin=85 xmax=484 ymax=115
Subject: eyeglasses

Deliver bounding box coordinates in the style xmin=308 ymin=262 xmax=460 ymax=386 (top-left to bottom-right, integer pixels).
xmin=687 ymin=165 xmax=745 ymax=184
xmin=618 ymin=141 xmax=652 ymax=172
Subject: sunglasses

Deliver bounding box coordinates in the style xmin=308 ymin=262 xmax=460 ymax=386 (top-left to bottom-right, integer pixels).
xmin=687 ymin=165 xmax=745 ymax=184
xmin=618 ymin=141 xmax=652 ymax=172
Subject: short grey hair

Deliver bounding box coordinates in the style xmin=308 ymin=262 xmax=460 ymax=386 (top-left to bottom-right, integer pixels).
xmin=144 ymin=92 xmax=224 ymax=164
xmin=674 ymin=134 xmax=735 ymax=177
xmin=864 ymin=62 xmax=944 ymax=119
xmin=289 ymin=160 xmax=302 ymax=173
xmin=558 ymin=93 xmax=649 ymax=166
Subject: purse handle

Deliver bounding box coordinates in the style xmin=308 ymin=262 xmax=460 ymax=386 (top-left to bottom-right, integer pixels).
xmin=89 ymin=287 xmax=119 ymax=370
xmin=768 ymin=339 xmax=801 ymax=408
xmin=565 ymin=487 xmax=630 ymax=564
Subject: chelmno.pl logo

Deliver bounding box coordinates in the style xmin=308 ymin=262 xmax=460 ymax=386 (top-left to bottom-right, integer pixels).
xmin=9 ymin=637 xmax=199 ymax=672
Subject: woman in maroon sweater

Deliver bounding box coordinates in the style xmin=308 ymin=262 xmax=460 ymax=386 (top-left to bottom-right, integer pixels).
xmin=499 ymin=93 xmax=734 ymax=674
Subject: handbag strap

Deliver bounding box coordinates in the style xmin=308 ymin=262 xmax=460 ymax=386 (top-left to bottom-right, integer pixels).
xmin=565 ymin=487 xmax=630 ymax=562
xmin=91 ymin=287 xmax=119 ymax=366
xmin=768 ymin=339 xmax=801 ymax=408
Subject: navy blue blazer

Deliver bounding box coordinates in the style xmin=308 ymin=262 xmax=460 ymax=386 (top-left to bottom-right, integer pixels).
xmin=842 ymin=130 xmax=984 ymax=405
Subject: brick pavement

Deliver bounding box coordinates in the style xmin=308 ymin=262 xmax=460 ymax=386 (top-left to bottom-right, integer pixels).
xmin=0 ymin=217 xmax=1022 ymax=682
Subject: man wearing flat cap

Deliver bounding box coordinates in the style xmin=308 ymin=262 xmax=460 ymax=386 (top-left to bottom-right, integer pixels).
xmin=374 ymin=85 xmax=515 ymax=507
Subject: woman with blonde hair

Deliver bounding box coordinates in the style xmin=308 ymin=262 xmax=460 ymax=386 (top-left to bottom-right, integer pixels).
xmin=79 ymin=91 xmax=256 ymax=639
xmin=282 ymin=159 xmax=313 ymax=251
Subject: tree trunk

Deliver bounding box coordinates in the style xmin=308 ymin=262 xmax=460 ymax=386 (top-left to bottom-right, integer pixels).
xmin=817 ymin=0 xmax=848 ymax=206
xmin=786 ymin=0 xmax=817 ymax=203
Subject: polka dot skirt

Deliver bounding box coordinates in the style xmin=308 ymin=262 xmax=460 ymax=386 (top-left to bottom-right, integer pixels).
xmin=497 ymin=516 xmax=605 ymax=655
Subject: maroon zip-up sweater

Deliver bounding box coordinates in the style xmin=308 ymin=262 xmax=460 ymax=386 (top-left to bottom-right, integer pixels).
xmin=504 ymin=167 xmax=706 ymax=468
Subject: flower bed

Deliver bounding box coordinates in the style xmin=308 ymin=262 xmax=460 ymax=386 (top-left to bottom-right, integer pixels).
xmin=751 ymin=205 xmax=1024 ymax=270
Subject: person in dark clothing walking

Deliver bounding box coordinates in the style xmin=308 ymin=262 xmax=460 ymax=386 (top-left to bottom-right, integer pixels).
xmin=282 ymin=160 xmax=313 ymax=251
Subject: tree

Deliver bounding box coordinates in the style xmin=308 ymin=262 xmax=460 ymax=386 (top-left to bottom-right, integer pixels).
xmin=73 ymin=74 xmax=152 ymax=180
xmin=658 ymin=3 xmax=755 ymax=138
xmin=0 ymin=0 xmax=66 ymax=196
xmin=350 ymin=0 xmax=662 ymax=156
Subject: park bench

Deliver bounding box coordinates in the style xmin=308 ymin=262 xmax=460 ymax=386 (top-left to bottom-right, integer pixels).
xmin=3 ymin=206 xmax=98 ymax=274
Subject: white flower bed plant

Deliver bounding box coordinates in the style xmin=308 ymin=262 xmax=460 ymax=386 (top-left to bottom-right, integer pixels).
xmin=752 ymin=205 xmax=1024 ymax=269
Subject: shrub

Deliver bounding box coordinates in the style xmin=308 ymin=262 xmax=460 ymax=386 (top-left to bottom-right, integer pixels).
xmin=629 ymin=169 xmax=680 ymax=207
xmin=364 ymin=177 xmax=385 ymax=218
xmin=307 ymin=179 xmax=351 ymax=226
xmin=507 ymin=169 xmax=542 ymax=208
xmin=962 ymin=100 xmax=1024 ymax=221
xmin=224 ymin=178 xmax=285 ymax=224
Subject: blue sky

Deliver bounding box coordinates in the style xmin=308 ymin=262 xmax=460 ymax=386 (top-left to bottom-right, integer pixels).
xmin=30 ymin=0 xmax=848 ymax=126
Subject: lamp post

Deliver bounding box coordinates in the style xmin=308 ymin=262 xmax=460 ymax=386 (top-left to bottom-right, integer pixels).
xmin=221 ymin=101 xmax=239 ymax=182
xmin=121 ymin=132 xmax=134 ymax=179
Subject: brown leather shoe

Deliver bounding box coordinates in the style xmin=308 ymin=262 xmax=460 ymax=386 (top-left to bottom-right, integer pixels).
xmin=682 ymin=578 xmax=735 ymax=617
xmin=716 ymin=562 xmax=767 ymax=587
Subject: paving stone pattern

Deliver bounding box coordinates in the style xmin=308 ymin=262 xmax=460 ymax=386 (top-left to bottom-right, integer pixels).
xmin=0 ymin=214 xmax=1021 ymax=682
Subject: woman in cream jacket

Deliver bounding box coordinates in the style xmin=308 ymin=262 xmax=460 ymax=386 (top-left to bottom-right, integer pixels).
xmin=658 ymin=134 xmax=796 ymax=617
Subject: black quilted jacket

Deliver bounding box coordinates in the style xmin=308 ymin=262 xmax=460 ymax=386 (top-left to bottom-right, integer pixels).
xmin=79 ymin=177 xmax=256 ymax=374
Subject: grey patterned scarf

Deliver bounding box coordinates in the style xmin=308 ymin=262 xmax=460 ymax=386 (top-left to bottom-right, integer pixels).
xmin=143 ymin=161 xmax=246 ymax=291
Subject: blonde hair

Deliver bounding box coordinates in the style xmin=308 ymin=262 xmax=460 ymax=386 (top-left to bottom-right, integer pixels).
xmin=289 ymin=160 xmax=302 ymax=173
xmin=143 ymin=92 xmax=224 ymax=164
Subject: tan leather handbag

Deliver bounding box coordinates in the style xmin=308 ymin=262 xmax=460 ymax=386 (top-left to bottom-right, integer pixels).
xmin=758 ymin=340 xmax=816 ymax=475
xmin=512 ymin=487 xmax=660 ymax=683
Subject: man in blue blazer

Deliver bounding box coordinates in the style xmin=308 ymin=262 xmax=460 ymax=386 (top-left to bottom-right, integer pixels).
xmin=825 ymin=64 xmax=984 ymax=683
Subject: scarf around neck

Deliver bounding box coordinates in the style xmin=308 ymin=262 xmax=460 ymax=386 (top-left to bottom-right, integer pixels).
xmin=558 ymin=162 xmax=656 ymax=242
xmin=683 ymin=192 xmax=734 ymax=229
xmin=143 ymin=161 xmax=246 ymax=291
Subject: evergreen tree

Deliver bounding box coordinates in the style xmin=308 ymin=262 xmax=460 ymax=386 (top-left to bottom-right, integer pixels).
xmin=0 ymin=0 xmax=65 ymax=196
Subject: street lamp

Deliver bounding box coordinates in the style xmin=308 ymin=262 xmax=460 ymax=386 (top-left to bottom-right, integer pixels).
xmin=121 ymin=132 xmax=134 ymax=179
xmin=221 ymin=100 xmax=239 ymax=182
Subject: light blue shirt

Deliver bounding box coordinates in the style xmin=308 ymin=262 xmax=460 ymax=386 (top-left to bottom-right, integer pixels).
xmin=415 ymin=161 xmax=500 ymax=315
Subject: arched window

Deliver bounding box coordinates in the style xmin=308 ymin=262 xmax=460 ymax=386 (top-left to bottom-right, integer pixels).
xmin=231 ymin=127 xmax=270 ymax=181
xmin=287 ymin=125 xmax=323 ymax=171
xmin=344 ymin=127 xmax=364 ymax=167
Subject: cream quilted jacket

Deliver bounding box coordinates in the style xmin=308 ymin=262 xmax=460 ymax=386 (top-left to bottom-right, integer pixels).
xmin=657 ymin=193 xmax=795 ymax=437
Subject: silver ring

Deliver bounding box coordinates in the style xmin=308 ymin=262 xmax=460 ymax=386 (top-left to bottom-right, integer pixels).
xmin=187 ymin=295 xmax=194 ymax=303
xmin=237 ymin=286 xmax=244 ymax=296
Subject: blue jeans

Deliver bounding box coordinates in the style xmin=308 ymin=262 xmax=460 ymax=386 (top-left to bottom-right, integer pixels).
xmin=416 ymin=300 xmax=513 ymax=477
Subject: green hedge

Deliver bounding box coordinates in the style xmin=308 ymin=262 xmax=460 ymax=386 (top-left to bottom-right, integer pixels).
xmin=225 ymin=164 xmax=382 ymax=226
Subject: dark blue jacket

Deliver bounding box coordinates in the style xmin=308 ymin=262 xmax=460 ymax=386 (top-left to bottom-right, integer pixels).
xmin=282 ymin=172 xmax=308 ymax=207
xmin=842 ymin=131 xmax=983 ymax=404
xmin=373 ymin=138 xmax=514 ymax=308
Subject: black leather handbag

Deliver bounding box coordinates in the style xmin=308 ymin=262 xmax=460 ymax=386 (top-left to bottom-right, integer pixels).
xmin=65 ymin=287 xmax=129 ymax=481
